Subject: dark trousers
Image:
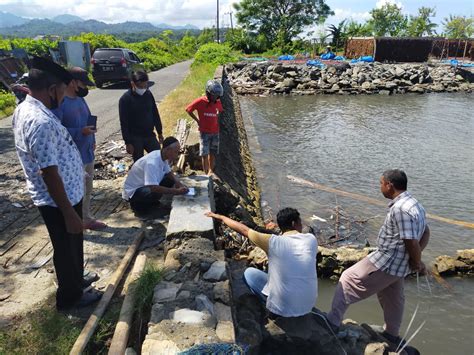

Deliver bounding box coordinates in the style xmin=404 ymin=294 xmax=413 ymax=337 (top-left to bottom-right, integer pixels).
xmin=129 ymin=176 xmax=174 ymax=212
xmin=38 ymin=201 xmax=84 ymax=308
xmin=129 ymin=135 xmax=160 ymax=162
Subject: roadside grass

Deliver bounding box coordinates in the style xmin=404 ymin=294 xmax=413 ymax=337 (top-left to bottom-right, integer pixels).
xmin=129 ymin=263 xmax=164 ymax=349
xmin=0 ymin=105 xmax=15 ymax=119
xmin=0 ymin=295 xmax=124 ymax=354
xmin=158 ymin=62 xmax=218 ymax=135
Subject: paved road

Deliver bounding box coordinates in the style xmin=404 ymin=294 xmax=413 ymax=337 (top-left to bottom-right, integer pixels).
xmin=0 ymin=60 xmax=192 ymax=165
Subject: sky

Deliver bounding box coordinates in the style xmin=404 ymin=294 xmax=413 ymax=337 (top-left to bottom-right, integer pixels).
xmin=0 ymin=0 xmax=472 ymax=30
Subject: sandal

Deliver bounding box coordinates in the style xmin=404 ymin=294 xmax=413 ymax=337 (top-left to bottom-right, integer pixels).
xmin=83 ymin=219 xmax=108 ymax=230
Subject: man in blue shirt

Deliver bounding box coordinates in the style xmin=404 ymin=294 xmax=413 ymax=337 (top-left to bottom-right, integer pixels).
xmin=54 ymin=67 xmax=107 ymax=230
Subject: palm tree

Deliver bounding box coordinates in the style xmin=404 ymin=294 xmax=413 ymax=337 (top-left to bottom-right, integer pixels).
xmin=327 ymin=20 xmax=346 ymax=50
xmin=408 ymin=7 xmax=438 ymax=37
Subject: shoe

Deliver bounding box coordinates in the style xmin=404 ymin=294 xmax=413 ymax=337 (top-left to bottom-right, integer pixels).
xmin=76 ymin=289 xmax=103 ymax=308
xmin=56 ymin=289 xmax=103 ymax=311
xmin=82 ymin=271 xmax=100 ymax=288
xmin=83 ymin=219 xmax=107 ymax=230
xmin=311 ymin=308 xmax=340 ymax=335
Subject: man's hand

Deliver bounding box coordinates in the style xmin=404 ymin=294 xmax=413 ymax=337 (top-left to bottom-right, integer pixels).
xmin=409 ymin=259 xmax=427 ymax=275
xmin=205 ymin=211 xmax=222 ymax=220
xmin=126 ymin=144 xmax=134 ymax=155
xmin=174 ymin=186 xmax=189 ymax=195
xmin=63 ymin=208 xmax=83 ymax=234
xmin=158 ymin=134 xmax=164 ymax=145
xmin=82 ymin=126 xmax=97 ymax=136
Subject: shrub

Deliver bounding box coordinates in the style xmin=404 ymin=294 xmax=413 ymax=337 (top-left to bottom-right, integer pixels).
xmin=193 ymin=43 xmax=239 ymax=67
xmin=0 ymin=90 xmax=16 ymax=115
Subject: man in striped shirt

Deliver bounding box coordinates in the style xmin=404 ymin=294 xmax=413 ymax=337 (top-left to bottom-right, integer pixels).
xmin=327 ymin=169 xmax=430 ymax=345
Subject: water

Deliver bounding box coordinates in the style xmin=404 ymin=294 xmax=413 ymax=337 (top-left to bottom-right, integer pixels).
xmin=240 ymin=93 xmax=474 ymax=354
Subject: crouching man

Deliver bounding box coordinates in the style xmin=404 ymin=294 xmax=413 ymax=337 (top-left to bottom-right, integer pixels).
xmin=122 ymin=136 xmax=188 ymax=214
xmin=206 ymin=208 xmax=318 ymax=317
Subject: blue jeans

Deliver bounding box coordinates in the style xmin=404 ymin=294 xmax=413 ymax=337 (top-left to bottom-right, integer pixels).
xmin=243 ymin=267 xmax=268 ymax=303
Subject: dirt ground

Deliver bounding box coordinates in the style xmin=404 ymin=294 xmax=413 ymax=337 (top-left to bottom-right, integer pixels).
xmin=0 ymin=139 xmax=170 ymax=327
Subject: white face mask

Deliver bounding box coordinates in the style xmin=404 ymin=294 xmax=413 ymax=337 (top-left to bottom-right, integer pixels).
xmin=135 ymin=88 xmax=147 ymax=96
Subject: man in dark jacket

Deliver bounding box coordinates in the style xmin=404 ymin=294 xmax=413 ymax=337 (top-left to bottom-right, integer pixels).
xmin=119 ymin=71 xmax=164 ymax=161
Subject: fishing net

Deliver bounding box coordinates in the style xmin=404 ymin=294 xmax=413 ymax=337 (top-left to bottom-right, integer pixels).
xmin=179 ymin=343 xmax=247 ymax=355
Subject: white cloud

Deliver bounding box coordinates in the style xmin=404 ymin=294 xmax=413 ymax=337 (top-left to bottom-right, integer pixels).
xmin=0 ymin=0 xmax=240 ymax=28
xmin=331 ymin=8 xmax=371 ymax=23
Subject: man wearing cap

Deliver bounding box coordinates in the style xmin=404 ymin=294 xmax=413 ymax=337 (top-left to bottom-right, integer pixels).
xmin=12 ymin=57 xmax=102 ymax=310
xmin=119 ymin=70 xmax=164 ymax=162
xmin=53 ymin=67 xmax=107 ymax=231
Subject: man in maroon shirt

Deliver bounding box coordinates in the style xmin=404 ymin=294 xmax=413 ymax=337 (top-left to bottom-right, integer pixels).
xmin=186 ymin=80 xmax=224 ymax=176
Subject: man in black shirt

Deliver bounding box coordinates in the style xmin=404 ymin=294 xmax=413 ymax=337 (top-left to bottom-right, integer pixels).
xmin=119 ymin=71 xmax=164 ymax=161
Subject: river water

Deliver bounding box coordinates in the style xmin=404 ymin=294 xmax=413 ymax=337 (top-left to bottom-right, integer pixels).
xmin=239 ymin=93 xmax=474 ymax=354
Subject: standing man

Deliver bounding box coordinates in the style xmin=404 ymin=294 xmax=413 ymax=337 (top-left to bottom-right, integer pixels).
xmin=119 ymin=71 xmax=164 ymax=162
xmin=206 ymin=208 xmax=318 ymax=318
xmin=326 ymin=169 xmax=430 ymax=346
xmin=122 ymin=136 xmax=188 ymax=214
xmin=186 ymin=80 xmax=224 ymax=176
xmin=12 ymin=57 xmax=102 ymax=310
xmin=54 ymin=67 xmax=107 ymax=230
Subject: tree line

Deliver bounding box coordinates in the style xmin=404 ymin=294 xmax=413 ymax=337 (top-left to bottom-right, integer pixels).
xmin=225 ymin=0 xmax=473 ymax=54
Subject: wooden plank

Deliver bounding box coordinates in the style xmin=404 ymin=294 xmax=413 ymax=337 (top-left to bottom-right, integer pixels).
xmin=108 ymin=253 xmax=147 ymax=355
xmin=69 ymin=230 xmax=145 ymax=354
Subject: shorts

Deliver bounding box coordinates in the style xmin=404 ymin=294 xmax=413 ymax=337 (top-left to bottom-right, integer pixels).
xmin=199 ymin=133 xmax=219 ymax=156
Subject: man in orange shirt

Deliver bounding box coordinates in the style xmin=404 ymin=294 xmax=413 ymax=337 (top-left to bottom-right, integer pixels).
xmin=186 ymin=80 xmax=224 ymax=176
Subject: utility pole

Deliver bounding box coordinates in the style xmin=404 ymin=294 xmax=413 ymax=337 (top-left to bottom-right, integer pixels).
xmin=216 ymin=0 xmax=220 ymax=43
xmin=229 ymin=11 xmax=234 ymax=33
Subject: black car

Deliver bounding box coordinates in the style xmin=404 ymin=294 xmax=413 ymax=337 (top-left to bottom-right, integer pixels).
xmin=91 ymin=48 xmax=145 ymax=88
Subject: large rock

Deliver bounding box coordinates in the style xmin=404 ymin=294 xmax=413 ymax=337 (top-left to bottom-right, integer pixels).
xmin=214 ymin=302 xmax=232 ymax=321
xmin=213 ymin=280 xmax=231 ymax=305
xmin=153 ymin=282 xmax=182 ymax=303
xmin=195 ymin=294 xmax=214 ymax=315
xmin=216 ymin=321 xmax=236 ymax=342
xmin=166 ymin=175 xmax=214 ymax=239
xmin=170 ymin=308 xmax=217 ymax=328
xmin=203 ymin=260 xmax=227 ymax=281
xmin=142 ymin=339 xmax=180 ymax=355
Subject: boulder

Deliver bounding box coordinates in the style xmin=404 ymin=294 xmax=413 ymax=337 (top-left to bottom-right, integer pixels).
xmin=214 ymin=302 xmax=233 ymax=321
xmin=213 ymin=280 xmax=231 ymax=305
xmin=169 ymin=308 xmax=217 ymax=328
xmin=150 ymin=303 xmax=167 ymax=324
xmin=195 ymin=294 xmax=214 ymax=315
xmin=216 ymin=321 xmax=236 ymax=342
xmin=203 ymin=260 xmax=227 ymax=282
xmin=153 ymin=282 xmax=182 ymax=303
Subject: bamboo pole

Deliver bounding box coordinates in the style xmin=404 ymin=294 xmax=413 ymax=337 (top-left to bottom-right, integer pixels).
xmin=287 ymin=175 xmax=474 ymax=229
xmin=70 ymin=230 xmax=145 ymax=355
xmin=108 ymin=253 xmax=147 ymax=355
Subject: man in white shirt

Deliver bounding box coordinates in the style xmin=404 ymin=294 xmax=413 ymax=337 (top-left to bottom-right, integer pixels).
xmin=13 ymin=57 xmax=102 ymax=310
xmin=206 ymin=208 xmax=318 ymax=317
xmin=123 ymin=136 xmax=188 ymax=213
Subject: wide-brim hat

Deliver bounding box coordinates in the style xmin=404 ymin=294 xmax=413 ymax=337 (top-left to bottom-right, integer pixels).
xmin=31 ymin=56 xmax=73 ymax=85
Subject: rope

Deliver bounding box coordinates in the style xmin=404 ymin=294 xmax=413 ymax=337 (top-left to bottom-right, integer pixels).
xmin=287 ymin=175 xmax=474 ymax=229
xmin=310 ymin=311 xmax=348 ymax=355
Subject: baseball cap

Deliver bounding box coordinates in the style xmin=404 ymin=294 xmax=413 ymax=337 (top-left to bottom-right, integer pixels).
xmin=68 ymin=67 xmax=95 ymax=86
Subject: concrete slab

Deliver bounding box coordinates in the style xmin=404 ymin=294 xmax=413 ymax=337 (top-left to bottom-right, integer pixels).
xmin=166 ymin=175 xmax=215 ymax=239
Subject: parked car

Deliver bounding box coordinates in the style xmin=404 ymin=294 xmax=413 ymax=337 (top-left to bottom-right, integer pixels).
xmin=11 ymin=73 xmax=30 ymax=104
xmin=91 ymin=48 xmax=145 ymax=88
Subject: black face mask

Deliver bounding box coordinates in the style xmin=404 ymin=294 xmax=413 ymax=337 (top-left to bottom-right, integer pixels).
xmin=50 ymin=88 xmax=59 ymax=110
xmin=76 ymin=87 xmax=89 ymax=97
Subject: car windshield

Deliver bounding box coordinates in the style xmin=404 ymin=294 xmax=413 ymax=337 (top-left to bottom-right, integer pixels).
xmin=93 ymin=50 xmax=123 ymax=60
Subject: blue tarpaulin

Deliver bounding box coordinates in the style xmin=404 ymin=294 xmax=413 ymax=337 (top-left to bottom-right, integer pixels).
xmin=278 ymin=55 xmax=295 ymax=61
xmin=320 ymin=52 xmax=336 ymax=60
xmin=306 ymin=59 xmax=325 ymax=67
